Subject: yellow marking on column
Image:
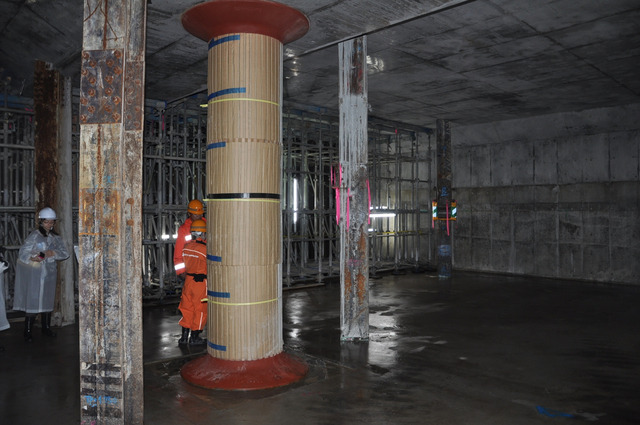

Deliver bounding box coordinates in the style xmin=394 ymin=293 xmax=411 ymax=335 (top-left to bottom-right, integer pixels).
xmin=207 ymin=297 xmax=279 ymax=306
xmin=208 ymin=97 xmax=280 ymax=106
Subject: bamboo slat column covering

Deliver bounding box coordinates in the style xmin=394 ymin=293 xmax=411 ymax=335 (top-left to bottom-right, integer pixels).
xmin=180 ymin=0 xmax=309 ymax=390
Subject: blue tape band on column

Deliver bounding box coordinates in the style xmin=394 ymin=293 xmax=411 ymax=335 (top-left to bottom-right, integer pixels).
xmin=207 ymin=255 xmax=222 ymax=262
xmin=208 ymin=88 xmax=246 ymax=100
xmin=206 ymin=142 xmax=226 ymax=150
xmin=208 ymin=34 xmax=240 ymax=50
xmin=207 ymin=291 xmax=231 ymax=298
xmin=208 ymin=341 xmax=227 ymax=351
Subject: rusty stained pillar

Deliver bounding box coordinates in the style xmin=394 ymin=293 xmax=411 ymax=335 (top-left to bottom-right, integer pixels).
xmin=33 ymin=62 xmax=75 ymax=326
xmin=33 ymin=60 xmax=60 ymax=218
xmin=56 ymin=76 xmax=75 ymax=326
xmin=78 ymin=0 xmax=147 ymax=423
xmin=436 ymin=119 xmax=453 ymax=278
xmin=338 ymin=36 xmax=369 ymax=341
xmin=180 ymin=0 xmax=309 ymax=390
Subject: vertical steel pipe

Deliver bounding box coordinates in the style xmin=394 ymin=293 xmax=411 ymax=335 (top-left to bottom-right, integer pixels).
xmin=180 ymin=0 xmax=309 ymax=390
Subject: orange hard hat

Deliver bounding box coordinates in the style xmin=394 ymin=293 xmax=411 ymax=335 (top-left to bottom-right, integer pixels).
xmin=190 ymin=219 xmax=207 ymax=233
xmin=187 ymin=199 xmax=204 ymax=215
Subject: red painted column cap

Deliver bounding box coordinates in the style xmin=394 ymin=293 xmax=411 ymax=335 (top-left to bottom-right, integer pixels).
xmin=182 ymin=0 xmax=309 ymax=44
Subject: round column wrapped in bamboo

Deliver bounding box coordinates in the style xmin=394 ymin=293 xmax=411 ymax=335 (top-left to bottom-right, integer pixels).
xmin=206 ymin=33 xmax=283 ymax=361
xmin=181 ymin=0 xmax=309 ymax=389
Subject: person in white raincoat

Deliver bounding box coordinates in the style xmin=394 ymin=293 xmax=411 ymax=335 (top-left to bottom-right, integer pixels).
xmin=0 ymin=249 xmax=9 ymax=352
xmin=14 ymin=207 xmax=69 ymax=342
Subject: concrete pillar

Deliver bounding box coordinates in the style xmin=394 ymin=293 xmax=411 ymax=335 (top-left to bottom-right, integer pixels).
xmin=33 ymin=61 xmax=74 ymax=325
xmin=56 ymin=76 xmax=75 ymax=326
xmin=436 ymin=119 xmax=452 ymax=278
xmin=338 ymin=36 xmax=369 ymax=341
xmin=33 ymin=60 xmax=59 ymax=213
xmin=180 ymin=0 xmax=309 ymax=390
xmin=78 ymin=0 xmax=147 ymax=423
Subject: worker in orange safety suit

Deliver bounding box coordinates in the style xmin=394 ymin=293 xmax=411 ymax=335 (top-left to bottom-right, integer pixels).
xmin=173 ymin=199 xmax=205 ymax=277
xmin=178 ymin=219 xmax=208 ymax=346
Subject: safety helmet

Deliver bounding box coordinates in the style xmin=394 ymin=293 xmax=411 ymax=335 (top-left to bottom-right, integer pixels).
xmin=190 ymin=219 xmax=207 ymax=233
xmin=38 ymin=207 xmax=57 ymax=220
xmin=187 ymin=199 xmax=204 ymax=215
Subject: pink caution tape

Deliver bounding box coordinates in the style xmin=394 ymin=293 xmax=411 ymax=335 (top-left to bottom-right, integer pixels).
xmin=367 ymin=180 xmax=371 ymax=224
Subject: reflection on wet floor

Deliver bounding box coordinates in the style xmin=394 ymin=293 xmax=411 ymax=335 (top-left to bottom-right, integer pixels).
xmin=1 ymin=271 xmax=639 ymax=424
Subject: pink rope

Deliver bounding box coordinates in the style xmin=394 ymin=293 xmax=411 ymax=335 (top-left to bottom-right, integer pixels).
xmin=335 ymin=189 xmax=340 ymax=225
xmin=336 ymin=195 xmax=340 ymax=224
xmin=367 ymin=180 xmax=371 ymax=225
xmin=346 ymin=188 xmax=351 ymax=228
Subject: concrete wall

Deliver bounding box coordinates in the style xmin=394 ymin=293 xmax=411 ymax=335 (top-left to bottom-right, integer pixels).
xmin=451 ymin=103 xmax=640 ymax=285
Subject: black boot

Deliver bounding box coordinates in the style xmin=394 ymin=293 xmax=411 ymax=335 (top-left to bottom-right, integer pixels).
xmin=189 ymin=330 xmax=206 ymax=346
xmin=41 ymin=312 xmax=57 ymax=337
xmin=178 ymin=327 xmax=190 ymax=346
xmin=24 ymin=316 xmax=34 ymax=343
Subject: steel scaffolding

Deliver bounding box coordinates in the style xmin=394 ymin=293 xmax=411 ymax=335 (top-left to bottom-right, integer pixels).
xmin=141 ymin=102 xmax=207 ymax=299
xmin=1 ymin=95 xmax=434 ymax=308
xmin=1 ymin=96 xmax=37 ymax=308
xmin=369 ymin=128 xmax=434 ymax=275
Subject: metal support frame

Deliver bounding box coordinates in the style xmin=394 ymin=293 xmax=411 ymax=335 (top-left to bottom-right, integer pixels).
xmin=141 ymin=103 xmax=206 ymax=300
xmin=1 ymin=96 xmax=434 ymax=309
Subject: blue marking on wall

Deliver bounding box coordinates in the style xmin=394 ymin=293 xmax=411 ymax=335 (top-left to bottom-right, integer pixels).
xmin=83 ymin=395 xmax=119 ymax=407
xmin=207 ymin=254 xmax=222 ymax=262
xmin=536 ymin=406 xmax=574 ymax=418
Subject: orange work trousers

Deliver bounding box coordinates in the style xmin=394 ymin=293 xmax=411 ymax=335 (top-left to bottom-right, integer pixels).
xmin=178 ymin=278 xmax=207 ymax=331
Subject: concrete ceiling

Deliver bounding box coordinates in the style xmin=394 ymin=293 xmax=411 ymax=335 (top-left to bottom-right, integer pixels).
xmin=1 ymin=0 xmax=639 ymax=128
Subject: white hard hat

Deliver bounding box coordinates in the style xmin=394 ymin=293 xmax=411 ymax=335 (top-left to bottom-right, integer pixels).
xmin=38 ymin=207 xmax=57 ymax=220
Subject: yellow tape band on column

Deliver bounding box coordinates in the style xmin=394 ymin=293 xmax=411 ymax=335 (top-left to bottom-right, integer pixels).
xmin=208 ymin=97 xmax=280 ymax=106
xmin=207 ymin=297 xmax=279 ymax=306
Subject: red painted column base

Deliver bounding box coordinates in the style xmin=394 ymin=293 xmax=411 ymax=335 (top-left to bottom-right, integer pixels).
xmin=181 ymin=352 xmax=308 ymax=390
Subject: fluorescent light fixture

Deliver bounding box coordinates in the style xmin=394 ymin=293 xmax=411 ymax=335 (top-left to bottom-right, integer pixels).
xmin=370 ymin=212 xmax=396 ymax=218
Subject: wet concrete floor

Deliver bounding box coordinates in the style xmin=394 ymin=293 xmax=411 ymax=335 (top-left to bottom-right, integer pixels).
xmin=1 ymin=271 xmax=639 ymax=424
